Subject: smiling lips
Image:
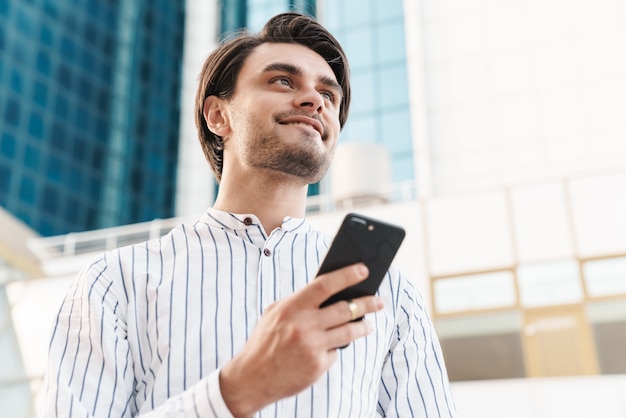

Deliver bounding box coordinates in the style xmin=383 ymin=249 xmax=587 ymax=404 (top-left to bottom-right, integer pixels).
xmin=278 ymin=115 xmax=324 ymax=137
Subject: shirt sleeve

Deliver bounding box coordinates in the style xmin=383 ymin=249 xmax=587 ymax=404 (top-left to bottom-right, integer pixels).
xmin=376 ymin=274 xmax=457 ymax=418
xmin=39 ymin=256 xmax=235 ymax=418
xmin=137 ymin=370 xmax=234 ymax=418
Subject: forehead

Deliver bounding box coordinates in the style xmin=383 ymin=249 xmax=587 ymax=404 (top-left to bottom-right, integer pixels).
xmin=239 ymin=42 xmax=337 ymax=82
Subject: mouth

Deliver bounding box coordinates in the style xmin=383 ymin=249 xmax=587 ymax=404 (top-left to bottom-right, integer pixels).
xmin=278 ymin=116 xmax=324 ymax=138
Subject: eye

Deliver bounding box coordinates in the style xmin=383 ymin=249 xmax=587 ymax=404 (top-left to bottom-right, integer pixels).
xmin=271 ymin=76 xmax=292 ymax=87
xmin=320 ymin=91 xmax=335 ymax=103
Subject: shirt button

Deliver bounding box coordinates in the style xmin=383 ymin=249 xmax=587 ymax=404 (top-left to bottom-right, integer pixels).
xmin=243 ymin=217 xmax=253 ymax=226
xmin=263 ymin=248 xmax=271 ymax=257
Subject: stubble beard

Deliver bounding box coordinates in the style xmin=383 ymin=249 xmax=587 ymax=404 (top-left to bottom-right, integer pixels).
xmin=242 ymin=128 xmax=334 ymax=184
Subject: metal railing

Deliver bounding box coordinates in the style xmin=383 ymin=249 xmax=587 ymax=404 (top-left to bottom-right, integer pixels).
xmin=27 ymin=182 xmax=417 ymax=261
xmin=27 ymin=216 xmax=194 ymax=261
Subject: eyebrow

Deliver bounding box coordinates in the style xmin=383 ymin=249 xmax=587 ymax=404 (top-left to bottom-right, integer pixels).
xmin=262 ymin=62 xmax=343 ymax=98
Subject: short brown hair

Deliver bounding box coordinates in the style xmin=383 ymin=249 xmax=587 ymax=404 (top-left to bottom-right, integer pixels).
xmin=194 ymin=12 xmax=351 ymax=182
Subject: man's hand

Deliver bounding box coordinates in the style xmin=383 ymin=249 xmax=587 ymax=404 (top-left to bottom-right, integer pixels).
xmin=219 ymin=263 xmax=384 ymax=417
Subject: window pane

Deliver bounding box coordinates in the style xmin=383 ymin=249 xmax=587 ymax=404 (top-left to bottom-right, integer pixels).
xmin=381 ymin=109 xmax=411 ymax=154
xmin=344 ymin=113 xmax=377 ymax=143
xmin=428 ymin=193 xmax=514 ymax=276
xmin=511 ymin=182 xmax=573 ymax=262
xmin=344 ymin=0 xmax=371 ymax=27
xmin=378 ymin=64 xmax=409 ymax=108
xmin=0 ymin=165 xmax=10 ymax=194
xmin=349 ymin=70 xmax=376 ymax=115
xmin=19 ymin=177 xmax=36 ymax=203
xmin=33 ymin=81 xmax=48 ymax=107
xmin=28 ymin=112 xmax=44 ymax=139
xmin=36 ymin=51 xmax=51 ymax=76
xmin=24 ymin=144 xmax=40 ymax=170
xmin=587 ymin=299 xmax=626 ymax=374
xmin=374 ymin=0 xmax=403 ymax=21
xmin=518 ymin=260 xmax=583 ymax=307
xmin=344 ymin=27 xmax=373 ymax=70
xmin=434 ymin=270 xmax=516 ymax=313
xmin=377 ymin=21 xmax=406 ymax=64
xmin=10 ymin=69 xmax=23 ymax=93
xmin=437 ymin=312 xmax=526 ymax=381
xmin=4 ymin=98 xmax=20 ymax=127
xmin=1 ymin=132 xmax=16 ymax=158
xmin=39 ymin=24 xmax=53 ymax=46
xmin=46 ymin=154 xmax=63 ymax=182
xmin=570 ymin=172 xmax=626 ymax=257
xmin=583 ymin=257 xmax=626 ymax=297
xmin=42 ymin=185 xmax=58 ymax=215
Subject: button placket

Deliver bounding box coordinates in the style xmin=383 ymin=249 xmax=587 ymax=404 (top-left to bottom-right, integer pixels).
xmin=258 ymin=230 xmax=284 ymax=309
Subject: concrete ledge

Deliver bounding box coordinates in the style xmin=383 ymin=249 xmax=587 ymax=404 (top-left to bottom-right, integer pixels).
xmin=451 ymin=375 xmax=626 ymax=418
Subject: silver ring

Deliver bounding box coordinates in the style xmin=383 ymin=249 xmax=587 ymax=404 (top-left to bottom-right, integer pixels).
xmin=347 ymin=299 xmax=359 ymax=322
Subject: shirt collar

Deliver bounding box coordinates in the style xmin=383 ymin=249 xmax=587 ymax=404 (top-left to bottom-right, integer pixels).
xmin=199 ymin=207 xmax=311 ymax=234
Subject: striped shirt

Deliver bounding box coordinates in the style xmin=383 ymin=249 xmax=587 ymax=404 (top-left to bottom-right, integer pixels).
xmin=41 ymin=208 xmax=456 ymax=417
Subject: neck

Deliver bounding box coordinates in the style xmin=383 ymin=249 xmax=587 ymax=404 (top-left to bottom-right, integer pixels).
xmin=213 ymin=171 xmax=309 ymax=234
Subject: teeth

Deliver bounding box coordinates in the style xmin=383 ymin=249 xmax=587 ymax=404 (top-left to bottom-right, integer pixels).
xmin=280 ymin=120 xmax=320 ymax=135
xmin=284 ymin=122 xmax=313 ymax=129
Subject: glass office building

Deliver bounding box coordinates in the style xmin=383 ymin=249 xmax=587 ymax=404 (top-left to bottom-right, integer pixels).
xmin=323 ymin=1 xmax=413 ymax=183
xmin=0 ymin=0 xmax=185 ymax=236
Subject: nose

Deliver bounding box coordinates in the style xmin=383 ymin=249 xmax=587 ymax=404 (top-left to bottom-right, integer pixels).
xmin=296 ymin=85 xmax=325 ymax=113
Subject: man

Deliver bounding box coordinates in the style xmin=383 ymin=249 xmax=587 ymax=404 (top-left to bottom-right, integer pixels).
xmin=41 ymin=12 xmax=456 ymax=417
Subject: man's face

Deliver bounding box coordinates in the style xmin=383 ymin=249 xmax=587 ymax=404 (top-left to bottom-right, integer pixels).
xmin=221 ymin=42 xmax=343 ymax=184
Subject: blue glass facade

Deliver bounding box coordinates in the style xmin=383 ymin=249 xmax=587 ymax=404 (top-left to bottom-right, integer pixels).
xmin=246 ymin=0 xmax=315 ymax=31
xmin=323 ymin=0 xmax=414 ymax=183
xmin=0 ymin=0 xmax=185 ymax=236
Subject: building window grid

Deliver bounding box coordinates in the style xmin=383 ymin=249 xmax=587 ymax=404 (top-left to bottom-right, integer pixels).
xmin=0 ymin=1 xmax=184 ymax=236
xmin=425 ymin=163 xmax=626 ymax=374
xmin=324 ymin=0 xmax=414 ymax=184
xmin=432 ymin=257 xmax=626 ymax=316
xmin=433 ymin=257 xmax=626 ymax=379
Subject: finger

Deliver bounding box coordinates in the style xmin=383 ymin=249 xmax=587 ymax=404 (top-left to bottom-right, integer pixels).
xmin=319 ymin=295 xmax=383 ymax=329
xmin=296 ymin=263 xmax=369 ymax=307
xmin=325 ymin=319 xmax=373 ymax=350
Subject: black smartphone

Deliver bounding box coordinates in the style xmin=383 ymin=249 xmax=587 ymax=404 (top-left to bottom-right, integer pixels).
xmin=318 ymin=213 xmax=405 ymax=313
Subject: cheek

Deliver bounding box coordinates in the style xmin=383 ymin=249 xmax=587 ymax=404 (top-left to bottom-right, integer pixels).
xmin=229 ymin=103 xmax=259 ymax=133
xmin=329 ymin=108 xmax=341 ymax=129
xmin=327 ymin=118 xmax=341 ymax=138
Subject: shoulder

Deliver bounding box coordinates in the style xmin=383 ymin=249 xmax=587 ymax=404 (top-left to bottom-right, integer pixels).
xmin=75 ymin=222 xmax=189 ymax=296
xmin=379 ymin=266 xmax=431 ymax=320
xmin=107 ymin=219 xmax=206 ymax=265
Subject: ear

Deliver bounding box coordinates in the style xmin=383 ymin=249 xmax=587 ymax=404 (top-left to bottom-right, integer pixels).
xmin=203 ymin=96 xmax=231 ymax=137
